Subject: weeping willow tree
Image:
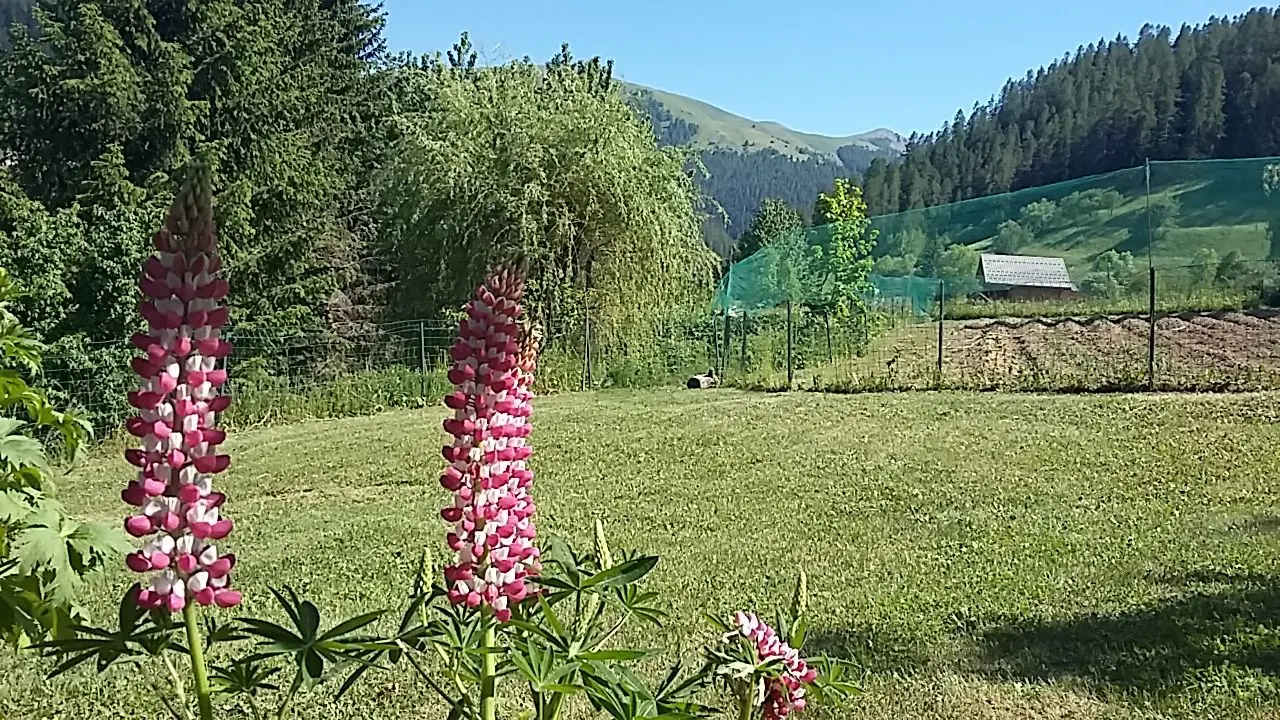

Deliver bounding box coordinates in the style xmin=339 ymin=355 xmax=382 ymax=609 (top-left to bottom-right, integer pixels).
xmin=377 ymin=39 xmax=718 ymax=345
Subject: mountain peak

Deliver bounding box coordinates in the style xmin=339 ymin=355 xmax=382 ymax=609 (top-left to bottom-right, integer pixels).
xmin=624 ymin=82 xmax=904 ymax=165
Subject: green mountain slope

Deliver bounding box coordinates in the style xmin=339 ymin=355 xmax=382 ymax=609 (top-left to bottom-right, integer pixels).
xmin=870 ymin=157 xmax=1280 ymax=284
xmin=630 ymin=84 xmax=903 ymax=162
xmin=625 ymin=83 xmax=902 ymax=249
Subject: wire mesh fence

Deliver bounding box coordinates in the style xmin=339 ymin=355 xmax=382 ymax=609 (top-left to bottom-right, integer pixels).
xmin=37 ymin=320 xmax=462 ymax=433
xmin=31 ymin=155 xmax=1280 ymax=433
xmin=38 ymin=315 xmax=723 ymax=434
xmin=717 ymin=260 xmax=1280 ymax=393
xmin=712 ymin=155 xmax=1280 ymax=394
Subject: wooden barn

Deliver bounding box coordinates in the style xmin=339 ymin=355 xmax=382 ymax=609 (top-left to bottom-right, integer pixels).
xmin=975 ymin=253 xmax=1079 ymax=301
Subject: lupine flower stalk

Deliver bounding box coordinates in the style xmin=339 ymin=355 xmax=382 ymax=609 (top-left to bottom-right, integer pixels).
xmin=121 ymin=162 xmax=240 ymax=613
xmin=440 ymin=265 xmax=541 ymax=623
xmin=732 ymin=611 xmax=818 ymax=719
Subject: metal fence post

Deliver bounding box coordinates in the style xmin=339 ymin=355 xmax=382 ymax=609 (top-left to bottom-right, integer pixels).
xmin=222 ymin=329 xmax=233 ymax=407
xmin=418 ymin=320 xmax=427 ymax=399
xmin=581 ymin=308 xmax=591 ymax=391
xmin=1147 ymin=266 xmax=1156 ymax=390
xmin=785 ymin=298 xmax=794 ymax=389
xmin=710 ymin=314 xmax=720 ymax=377
xmin=825 ymin=311 xmax=833 ymax=364
xmin=936 ymin=280 xmax=945 ymax=388
xmin=721 ymin=308 xmax=731 ymax=377
xmin=740 ymin=312 xmax=747 ymax=372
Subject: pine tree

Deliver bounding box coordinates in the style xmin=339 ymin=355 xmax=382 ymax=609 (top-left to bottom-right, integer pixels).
xmin=855 ymin=8 xmax=1280 ymax=214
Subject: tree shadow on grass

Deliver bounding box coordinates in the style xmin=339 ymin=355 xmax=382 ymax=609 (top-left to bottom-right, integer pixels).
xmin=977 ymin=571 xmax=1280 ymax=703
xmin=804 ymin=624 xmax=934 ymax=674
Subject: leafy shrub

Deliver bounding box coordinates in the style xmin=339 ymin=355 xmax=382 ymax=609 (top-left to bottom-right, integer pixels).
xmin=0 ymin=267 xmax=128 ymax=646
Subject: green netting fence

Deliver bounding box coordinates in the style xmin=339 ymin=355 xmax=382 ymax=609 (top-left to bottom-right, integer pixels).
xmin=711 ymin=156 xmax=1280 ymax=393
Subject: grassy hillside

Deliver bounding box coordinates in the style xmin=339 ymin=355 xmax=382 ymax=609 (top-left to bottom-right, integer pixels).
xmin=872 ymin=157 xmax=1280 ymax=276
xmin=625 ymin=83 xmax=903 ymax=243
xmin=6 ymin=390 xmax=1280 ymax=719
xmin=630 ymin=83 xmax=903 ymax=163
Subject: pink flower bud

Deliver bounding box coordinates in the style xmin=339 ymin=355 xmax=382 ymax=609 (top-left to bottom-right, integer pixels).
xmin=160 ymin=512 xmax=182 ymax=532
xmin=121 ymin=482 xmax=148 ymax=506
xmin=125 ymin=516 xmax=153 ymax=537
xmin=178 ymin=484 xmax=201 ymax=504
xmin=207 ymin=555 xmax=233 ymax=577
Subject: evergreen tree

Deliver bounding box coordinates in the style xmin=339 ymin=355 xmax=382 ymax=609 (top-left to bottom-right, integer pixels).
xmin=857 ymin=8 xmax=1280 ymax=214
xmin=0 ymin=0 xmax=391 ymax=340
xmin=0 ymin=0 xmax=33 ymax=51
xmin=736 ymin=198 xmax=805 ymax=260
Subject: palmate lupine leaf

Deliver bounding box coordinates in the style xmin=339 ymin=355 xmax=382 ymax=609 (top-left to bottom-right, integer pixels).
xmin=0 ymin=488 xmax=33 ymax=525
xmin=14 ymin=525 xmax=78 ymax=606
xmin=6 ymin=494 xmax=125 ymax=609
xmin=0 ymin=417 xmax=47 ymax=476
xmin=238 ymin=585 xmax=390 ymax=691
xmin=34 ymin=585 xmax=179 ymax=678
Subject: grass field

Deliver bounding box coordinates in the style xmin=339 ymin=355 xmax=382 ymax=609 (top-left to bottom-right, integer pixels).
xmin=4 ymin=389 xmax=1280 ymax=719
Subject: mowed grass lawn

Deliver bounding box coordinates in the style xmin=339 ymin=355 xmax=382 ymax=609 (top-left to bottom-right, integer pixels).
xmin=5 ymin=389 xmax=1280 ymax=719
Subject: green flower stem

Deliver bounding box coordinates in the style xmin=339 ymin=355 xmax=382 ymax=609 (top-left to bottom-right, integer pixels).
xmin=182 ymin=603 xmax=215 ymax=720
xmin=737 ymin=684 xmax=755 ymax=720
xmin=480 ymin=620 xmax=498 ymax=720
xmin=161 ymin=654 xmax=193 ymax=720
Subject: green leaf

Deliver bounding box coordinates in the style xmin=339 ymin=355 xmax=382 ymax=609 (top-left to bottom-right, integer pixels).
xmin=269 ymin=587 xmax=304 ymax=630
xmin=541 ymin=683 xmax=586 ymax=694
xmin=0 ymin=419 xmax=48 ymax=474
xmin=789 ymin=618 xmax=807 ymax=649
xmin=0 ymin=489 xmax=34 ymax=524
xmin=583 ymin=556 xmax=659 ymax=590
xmin=237 ymin=618 xmax=304 ymax=648
xmin=297 ymin=600 xmax=321 ymax=639
xmin=536 ymin=596 xmax=569 ymax=640
xmin=577 ymin=649 xmax=651 ymax=662
xmin=13 ymin=526 xmax=76 ymax=603
xmin=302 ymin=649 xmax=325 ymax=687
xmin=67 ymin=522 xmax=131 ymax=563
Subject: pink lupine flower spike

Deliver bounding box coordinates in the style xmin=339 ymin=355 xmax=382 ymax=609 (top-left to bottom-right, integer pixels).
xmin=733 ymin=611 xmax=819 ymax=719
xmin=440 ymin=265 xmax=541 ymax=623
xmin=121 ymin=164 xmax=241 ymax=612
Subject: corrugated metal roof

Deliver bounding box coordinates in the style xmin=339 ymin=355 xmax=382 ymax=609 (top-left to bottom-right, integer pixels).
xmin=979 ymin=254 xmax=1076 ymax=290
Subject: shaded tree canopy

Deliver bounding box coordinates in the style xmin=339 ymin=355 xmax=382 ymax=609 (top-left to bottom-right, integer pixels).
xmin=0 ymin=0 xmax=392 ymax=342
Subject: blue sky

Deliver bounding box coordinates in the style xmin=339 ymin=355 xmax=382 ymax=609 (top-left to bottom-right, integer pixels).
xmin=381 ymin=0 xmax=1262 ymax=137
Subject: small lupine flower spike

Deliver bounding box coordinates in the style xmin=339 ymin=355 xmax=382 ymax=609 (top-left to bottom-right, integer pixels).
xmin=732 ymin=611 xmax=819 ymax=719
xmin=122 ymin=161 xmax=241 ymax=612
xmin=440 ymin=264 xmax=541 ymax=623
